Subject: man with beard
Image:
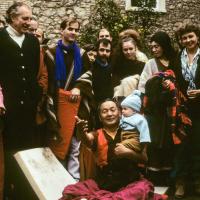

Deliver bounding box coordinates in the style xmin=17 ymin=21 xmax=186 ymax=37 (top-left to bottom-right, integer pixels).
xmin=74 ymin=39 xmax=113 ymax=180
xmin=75 ymin=38 xmax=113 ymax=118
xmin=0 ymin=2 xmax=42 ymax=199
xmin=91 ymin=38 xmax=113 ymax=103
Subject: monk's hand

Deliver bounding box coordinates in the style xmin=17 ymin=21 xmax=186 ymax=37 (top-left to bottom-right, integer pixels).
xmin=75 ymin=116 xmax=88 ymax=134
xmin=75 ymin=116 xmax=94 ymax=145
xmin=69 ymin=88 xmax=80 ymax=102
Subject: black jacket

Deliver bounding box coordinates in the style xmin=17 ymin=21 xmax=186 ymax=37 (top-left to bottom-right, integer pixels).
xmin=0 ymin=28 xmax=42 ymax=112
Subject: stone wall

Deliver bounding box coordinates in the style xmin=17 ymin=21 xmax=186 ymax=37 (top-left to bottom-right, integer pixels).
xmin=0 ymin=0 xmax=199 ymax=44
xmin=118 ymin=0 xmax=200 ymax=39
xmin=156 ymin=0 xmax=200 ymax=38
xmin=0 ymin=0 xmax=96 ymax=44
xmin=29 ymin=0 xmax=96 ymax=44
xmin=0 ymin=0 xmax=14 ymax=22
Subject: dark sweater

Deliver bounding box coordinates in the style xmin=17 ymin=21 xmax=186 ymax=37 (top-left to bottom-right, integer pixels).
xmin=112 ymin=59 xmax=145 ymax=87
xmin=0 ymin=28 xmax=41 ymax=111
xmin=92 ymin=59 xmax=113 ymax=104
xmin=0 ymin=28 xmax=42 ymax=149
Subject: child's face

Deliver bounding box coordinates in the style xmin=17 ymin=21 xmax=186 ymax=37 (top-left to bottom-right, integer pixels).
xmin=121 ymin=106 xmax=135 ymax=117
xmin=87 ymin=50 xmax=97 ymax=63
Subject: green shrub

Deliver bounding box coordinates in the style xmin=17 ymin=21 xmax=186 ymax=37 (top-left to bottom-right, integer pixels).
xmin=79 ymin=0 xmax=160 ymax=54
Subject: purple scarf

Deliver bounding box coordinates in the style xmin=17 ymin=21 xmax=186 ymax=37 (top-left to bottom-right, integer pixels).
xmin=55 ymin=40 xmax=82 ymax=88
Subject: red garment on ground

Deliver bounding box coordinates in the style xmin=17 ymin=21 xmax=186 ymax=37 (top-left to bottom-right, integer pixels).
xmin=60 ymin=179 xmax=166 ymax=200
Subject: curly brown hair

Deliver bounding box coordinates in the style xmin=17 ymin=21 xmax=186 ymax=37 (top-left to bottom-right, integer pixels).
xmin=176 ymin=23 xmax=200 ymax=39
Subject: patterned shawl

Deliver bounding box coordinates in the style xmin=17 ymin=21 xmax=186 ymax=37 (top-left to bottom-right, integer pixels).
xmin=143 ymin=69 xmax=192 ymax=144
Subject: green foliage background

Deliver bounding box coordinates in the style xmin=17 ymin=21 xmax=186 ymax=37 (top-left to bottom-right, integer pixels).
xmin=79 ymin=0 xmax=160 ymax=54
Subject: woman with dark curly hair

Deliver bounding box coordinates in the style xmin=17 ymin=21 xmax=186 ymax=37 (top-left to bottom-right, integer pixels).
xmin=138 ymin=31 xmax=178 ymax=187
xmin=138 ymin=31 xmax=176 ymax=93
xmin=173 ymin=23 xmax=200 ymax=198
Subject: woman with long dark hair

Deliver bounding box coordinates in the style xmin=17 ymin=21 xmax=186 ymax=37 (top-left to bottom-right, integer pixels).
xmin=138 ymin=31 xmax=176 ymax=93
xmin=138 ymin=31 xmax=178 ymax=186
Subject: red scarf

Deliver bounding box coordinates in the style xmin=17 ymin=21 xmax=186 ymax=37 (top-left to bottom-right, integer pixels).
xmin=97 ymin=129 xmax=108 ymax=168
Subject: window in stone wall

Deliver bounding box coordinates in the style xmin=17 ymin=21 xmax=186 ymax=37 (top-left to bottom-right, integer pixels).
xmin=125 ymin=0 xmax=166 ymax=12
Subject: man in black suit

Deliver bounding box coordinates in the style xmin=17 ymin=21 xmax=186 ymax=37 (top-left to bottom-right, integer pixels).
xmin=0 ymin=2 xmax=43 ymax=199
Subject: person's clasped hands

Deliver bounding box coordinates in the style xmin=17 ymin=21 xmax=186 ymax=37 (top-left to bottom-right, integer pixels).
xmin=187 ymin=89 xmax=200 ymax=99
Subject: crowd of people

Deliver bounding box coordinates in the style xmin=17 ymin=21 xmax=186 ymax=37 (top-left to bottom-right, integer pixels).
xmin=0 ymin=1 xmax=200 ymax=200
